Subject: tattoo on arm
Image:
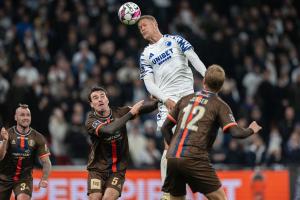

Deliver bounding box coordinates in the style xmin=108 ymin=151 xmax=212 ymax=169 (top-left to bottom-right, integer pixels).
xmin=40 ymin=156 xmax=52 ymax=180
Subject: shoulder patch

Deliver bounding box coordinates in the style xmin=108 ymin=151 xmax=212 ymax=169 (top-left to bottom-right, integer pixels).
xmin=229 ymin=114 xmax=235 ymax=122
xmin=92 ymin=120 xmax=101 ymax=129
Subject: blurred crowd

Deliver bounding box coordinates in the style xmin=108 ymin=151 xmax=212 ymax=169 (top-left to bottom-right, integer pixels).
xmin=0 ymin=0 xmax=299 ymax=169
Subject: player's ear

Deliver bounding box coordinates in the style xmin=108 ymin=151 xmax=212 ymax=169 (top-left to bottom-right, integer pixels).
xmin=203 ymin=78 xmax=208 ymax=90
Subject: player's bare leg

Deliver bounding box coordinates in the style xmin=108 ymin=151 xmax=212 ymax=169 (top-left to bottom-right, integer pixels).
xmin=160 ymin=148 xmax=168 ymax=182
xmin=161 ymin=139 xmax=170 ymax=182
xmin=205 ymin=188 xmax=227 ymax=200
xmin=102 ymin=188 xmax=119 ymax=200
xmin=89 ymin=192 xmax=103 ymax=200
xmin=160 ymin=192 xmax=170 ymax=200
xmin=16 ymin=193 xmax=31 ymax=200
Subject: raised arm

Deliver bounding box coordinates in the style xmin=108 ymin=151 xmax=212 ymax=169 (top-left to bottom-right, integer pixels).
xmin=97 ymin=100 xmax=144 ymax=135
xmin=0 ymin=127 xmax=9 ymax=160
xmin=138 ymin=99 xmax=158 ymax=114
xmin=185 ymin=49 xmax=206 ymax=77
xmin=39 ymin=155 xmax=52 ymax=188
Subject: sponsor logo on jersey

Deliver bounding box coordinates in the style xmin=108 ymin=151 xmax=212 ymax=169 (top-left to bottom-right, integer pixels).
xmin=25 ymin=149 xmax=31 ymax=154
xmin=151 ymin=48 xmax=173 ymax=65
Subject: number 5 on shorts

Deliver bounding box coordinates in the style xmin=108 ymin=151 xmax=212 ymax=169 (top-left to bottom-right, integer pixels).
xmin=111 ymin=177 xmax=119 ymax=185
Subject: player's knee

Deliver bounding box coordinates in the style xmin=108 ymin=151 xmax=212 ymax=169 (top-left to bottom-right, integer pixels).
xmin=205 ymin=188 xmax=227 ymax=200
xmin=16 ymin=193 xmax=31 ymax=200
xmin=102 ymin=196 xmax=118 ymax=200
xmin=102 ymin=189 xmax=119 ymax=200
xmin=88 ymin=193 xmax=102 ymax=200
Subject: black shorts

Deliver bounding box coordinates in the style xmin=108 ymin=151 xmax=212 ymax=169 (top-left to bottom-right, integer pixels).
xmin=87 ymin=170 xmax=125 ymax=196
xmin=0 ymin=179 xmax=33 ymax=200
xmin=162 ymin=157 xmax=221 ymax=196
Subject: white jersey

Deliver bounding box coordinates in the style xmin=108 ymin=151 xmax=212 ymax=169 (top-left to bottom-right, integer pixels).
xmin=139 ymin=34 xmax=194 ymax=100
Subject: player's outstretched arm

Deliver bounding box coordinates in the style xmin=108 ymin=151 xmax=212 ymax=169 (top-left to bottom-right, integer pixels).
xmin=161 ymin=118 xmax=176 ymax=145
xmin=229 ymin=121 xmax=262 ymax=139
xmin=138 ymin=99 xmax=159 ymax=114
xmin=39 ymin=156 xmax=52 ymax=189
xmin=97 ymin=100 xmax=144 ymax=135
xmin=0 ymin=127 xmax=9 ymax=160
xmin=185 ymin=49 xmax=206 ymax=77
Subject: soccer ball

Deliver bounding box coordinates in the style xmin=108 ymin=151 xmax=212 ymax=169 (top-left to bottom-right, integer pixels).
xmin=118 ymin=2 xmax=141 ymax=25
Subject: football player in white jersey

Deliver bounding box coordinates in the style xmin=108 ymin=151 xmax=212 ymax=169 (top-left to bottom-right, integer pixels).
xmin=138 ymin=15 xmax=207 ymax=191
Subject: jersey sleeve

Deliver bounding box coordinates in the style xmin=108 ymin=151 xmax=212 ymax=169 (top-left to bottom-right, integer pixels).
xmin=139 ymin=51 xmax=153 ymax=79
xmin=116 ymin=106 xmax=131 ymax=117
xmin=173 ymin=35 xmax=193 ymax=53
xmin=218 ymin=102 xmax=238 ymax=132
xmin=167 ymin=98 xmax=183 ymax=124
xmin=36 ymin=134 xmax=51 ymax=159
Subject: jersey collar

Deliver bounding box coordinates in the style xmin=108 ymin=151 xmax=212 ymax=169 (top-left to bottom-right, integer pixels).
xmin=197 ymin=89 xmax=217 ymax=98
xmin=94 ymin=109 xmax=112 ymax=120
xmin=13 ymin=126 xmax=32 ymax=136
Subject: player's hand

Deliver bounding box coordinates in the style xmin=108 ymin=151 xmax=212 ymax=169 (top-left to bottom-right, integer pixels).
xmin=0 ymin=127 xmax=8 ymax=141
xmin=38 ymin=179 xmax=48 ymax=188
xmin=249 ymin=121 xmax=262 ymax=134
xmin=130 ymin=100 xmax=144 ymax=115
xmin=165 ymin=99 xmax=176 ymax=112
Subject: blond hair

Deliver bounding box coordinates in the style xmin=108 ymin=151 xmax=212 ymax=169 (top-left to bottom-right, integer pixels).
xmin=137 ymin=15 xmax=157 ymax=24
xmin=204 ymin=64 xmax=225 ymax=93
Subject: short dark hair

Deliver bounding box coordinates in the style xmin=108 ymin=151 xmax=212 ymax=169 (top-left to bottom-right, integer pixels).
xmin=204 ymin=65 xmax=225 ymax=93
xmin=88 ymin=86 xmax=107 ymax=102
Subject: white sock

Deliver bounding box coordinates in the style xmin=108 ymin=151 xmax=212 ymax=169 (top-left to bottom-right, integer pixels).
xmin=160 ymin=149 xmax=168 ymax=183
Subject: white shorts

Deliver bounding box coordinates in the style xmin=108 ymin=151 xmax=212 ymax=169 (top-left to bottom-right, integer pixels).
xmin=156 ymin=90 xmax=194 ymax=130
